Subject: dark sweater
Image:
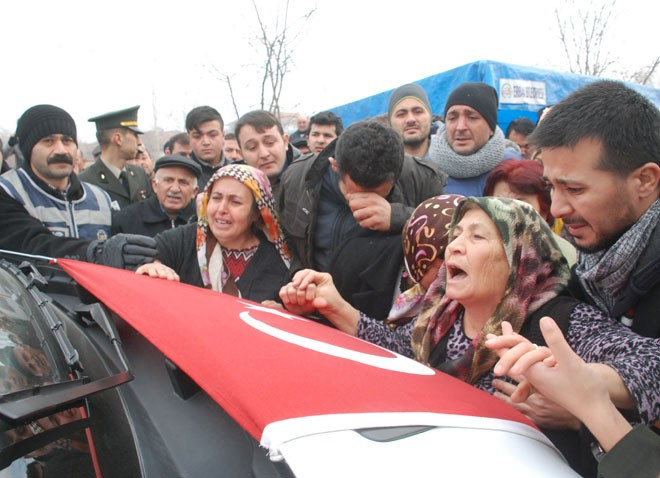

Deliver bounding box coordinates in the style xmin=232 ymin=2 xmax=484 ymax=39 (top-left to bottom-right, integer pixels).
xmin=154 ymin=224 xmax=289 ymax=302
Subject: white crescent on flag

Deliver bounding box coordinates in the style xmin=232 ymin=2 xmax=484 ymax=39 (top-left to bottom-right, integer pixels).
xmin=56 ymin=259 xmax=534 ymax=437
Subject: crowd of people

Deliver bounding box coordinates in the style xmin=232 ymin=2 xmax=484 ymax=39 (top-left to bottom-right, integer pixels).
xmin=0 ymin=78 xmax=658 ymax=477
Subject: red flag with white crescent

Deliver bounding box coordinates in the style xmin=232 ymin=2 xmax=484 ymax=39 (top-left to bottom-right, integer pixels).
xmin=56 ymin=259 xmax=533 ymax=442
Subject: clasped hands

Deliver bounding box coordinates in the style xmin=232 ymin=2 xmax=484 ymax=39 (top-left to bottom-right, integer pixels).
xmin=279 ymin=269 xmax=359 ymax=335
xmin=485 ymin=319 xmax=581 ymax=429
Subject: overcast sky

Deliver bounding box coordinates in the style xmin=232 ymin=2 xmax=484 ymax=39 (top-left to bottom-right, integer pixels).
xmin=1 ymin=0 xmax=656 ymax=142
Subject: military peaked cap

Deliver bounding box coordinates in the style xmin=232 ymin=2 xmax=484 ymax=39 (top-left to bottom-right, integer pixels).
xmin=89 ymin=106 xmax=143 ymax=134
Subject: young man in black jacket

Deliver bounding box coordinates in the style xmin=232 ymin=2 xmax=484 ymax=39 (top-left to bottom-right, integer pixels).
xmin=278 ymin=120 xmax=447 ymax=319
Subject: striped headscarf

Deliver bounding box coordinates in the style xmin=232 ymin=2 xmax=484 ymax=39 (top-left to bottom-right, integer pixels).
xmin=196 ymin=164 xmax=291 ymax=290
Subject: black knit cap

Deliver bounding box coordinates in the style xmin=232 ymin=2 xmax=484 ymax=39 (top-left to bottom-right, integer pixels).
xmin=444 ymin=82 xmax=499 ymax=132
xmin=388 ymin=83 xmax=431 ymax=119
xmin=15 ymin=105 xmax=78 ymax=163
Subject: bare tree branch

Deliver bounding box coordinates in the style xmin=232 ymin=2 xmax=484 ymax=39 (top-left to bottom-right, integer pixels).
xmin=248 ymin=0 xmax=315 ymax=116
xmin=640 ymin=57 xmax=660 ymax=85
xmin=205 ymin=1 xmax=315 ymax=117
xmin=224 ymin=75 xmax=241 ymax=119
xmin=205 ymin=64 xmax=241 ymax=119
xmin=555 ymin=0 xmax=617 ymax=76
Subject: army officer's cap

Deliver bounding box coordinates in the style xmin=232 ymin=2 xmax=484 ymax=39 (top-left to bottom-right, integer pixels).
xmin=88 ymin=105 xmax=143 ymax=134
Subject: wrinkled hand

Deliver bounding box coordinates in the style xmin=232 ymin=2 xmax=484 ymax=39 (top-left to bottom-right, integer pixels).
xmin=136 ymin=261 xmax=180 ymax=281
xmin=279 ymin=269 xmax=342 ymax=316
xmin=347 ymin=192 xmax=391 ymax=231
xmin=279 ymin=269 xmax=324 ymax=316
xmin=486 ymin=321 xmax=555 ymax=378
xmin=486 ymin=318 xmax=600 ymax=430
xmin=486 ymin=320 xmax=579 ymax=429
xmin=279 ymin=269 xmax=359 ymax=334
xmin=504 ymin=318 xmax=612 ymax=421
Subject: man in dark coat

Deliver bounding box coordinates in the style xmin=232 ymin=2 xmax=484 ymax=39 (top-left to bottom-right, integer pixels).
xmin=79 ymin=106 xmax=152 ymax=210
xmin=185 ymin=106 xmax=229 ymax=191
xmin=0 ymin=104 xmax=157 ymax=268
xmin=279 ymin=120 xmax=447 ymax=319
xmin=112 ymin=155 xmax=201 ymax=237
xmin=235 ymin=110 xmax=300 ymax=199
xmin=497 ymin=80 xmax=660 ymax=477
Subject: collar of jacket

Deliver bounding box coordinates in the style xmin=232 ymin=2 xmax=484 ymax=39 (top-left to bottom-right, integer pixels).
xmin=189 ymin=152 xmax=227 ymax=173
xmin=302 ymin=139 xmax=404 ymax=205
xmin=303 ymin=139 xmax=336 ymax=188
xmin=142 ymin=194 xmax=196 ymax=224
xmin=22 ymin=165 xmax=84 ymax=201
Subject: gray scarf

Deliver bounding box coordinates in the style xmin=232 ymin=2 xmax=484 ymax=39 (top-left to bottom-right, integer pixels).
xmin=428 ymin=124 xmax=506 ymax=178
xmin=577 ymin=199 xmax=660 ymax=317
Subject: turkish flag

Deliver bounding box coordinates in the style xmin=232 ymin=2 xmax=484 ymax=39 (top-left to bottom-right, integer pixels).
xmin=57 ymin=259 xmax=530 ymax=441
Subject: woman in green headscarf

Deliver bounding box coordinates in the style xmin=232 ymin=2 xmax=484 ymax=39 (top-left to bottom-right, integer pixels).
xmin=280 ymin=196 xmax=659 ymax=428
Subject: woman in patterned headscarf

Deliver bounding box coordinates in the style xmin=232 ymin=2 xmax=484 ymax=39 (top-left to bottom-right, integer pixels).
xmin=387 ymin=194 xmax=463 ymax=324
xmin=137 ymin=164 xmax=291 ymax=302
xmin=280 ymin=197 xmax=659 ymax=429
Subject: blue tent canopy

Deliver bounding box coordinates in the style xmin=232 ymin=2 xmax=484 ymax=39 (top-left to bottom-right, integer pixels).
xmin=329 ymin=60 xmax=660 ymax=132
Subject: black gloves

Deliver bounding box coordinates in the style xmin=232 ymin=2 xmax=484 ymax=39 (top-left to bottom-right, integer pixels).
xmin=87 ymin=234 xmax=158 ymax=270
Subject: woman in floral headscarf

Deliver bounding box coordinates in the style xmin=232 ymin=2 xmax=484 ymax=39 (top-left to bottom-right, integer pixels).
xmin=137 ymin=164 xmax=291 ymax=302
xmin=280 ymin=197 xmax=659 ymax=428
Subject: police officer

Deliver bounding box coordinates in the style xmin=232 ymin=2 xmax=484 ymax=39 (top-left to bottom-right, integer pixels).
xmin=0 ymin=104 xmax=157 ymax=269
xmin=80 ymin=106 xmax=152 ymax=210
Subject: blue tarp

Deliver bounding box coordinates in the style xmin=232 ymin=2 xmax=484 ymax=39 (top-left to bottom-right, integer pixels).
xmin=329 ymin=60 xmax=660 ymax=131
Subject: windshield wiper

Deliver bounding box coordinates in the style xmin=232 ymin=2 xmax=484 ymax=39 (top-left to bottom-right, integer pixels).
xmin=0 ymin=259 xmax=133 ymax=425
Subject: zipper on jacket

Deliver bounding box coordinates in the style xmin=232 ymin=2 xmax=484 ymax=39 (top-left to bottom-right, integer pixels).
xmin=68 ymin=201 xmax=79 ymax=238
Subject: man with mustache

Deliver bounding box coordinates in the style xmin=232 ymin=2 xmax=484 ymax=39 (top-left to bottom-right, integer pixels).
xmin=0 ymin=105 xmax=157 ymax=269
xmin=492 ymin=82 xmax=660 ymax=476
xmin=80 ymin=106 xmax=152 ymax=210
xmin=112 ymin=155 xmax=201 ymax=237
xmin=428 ymin=82 xmax=507 ymax=197
xmin=0 ymin=104 xmax=112 ymax=242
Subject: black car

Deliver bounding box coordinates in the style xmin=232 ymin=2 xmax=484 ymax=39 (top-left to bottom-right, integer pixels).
xmin=0 ymin=252 xmax=287 ymax=477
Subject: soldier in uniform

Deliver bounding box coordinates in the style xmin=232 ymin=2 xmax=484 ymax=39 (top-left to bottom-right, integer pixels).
xmin=79 ymin=106 xmax=151 ymax=210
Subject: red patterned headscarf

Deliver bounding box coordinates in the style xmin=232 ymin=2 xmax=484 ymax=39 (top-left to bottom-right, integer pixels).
xmin=387 ymin=195 xmax=464 ymax=325
xmin=196 ymin=164 xmax=291 ymax=290
xmin=403 ymin=194 xmax=465 ymax=284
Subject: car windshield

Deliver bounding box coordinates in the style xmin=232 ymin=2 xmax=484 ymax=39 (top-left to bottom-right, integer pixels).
xmin=0 ymin=267 xmax=67 ymax=394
